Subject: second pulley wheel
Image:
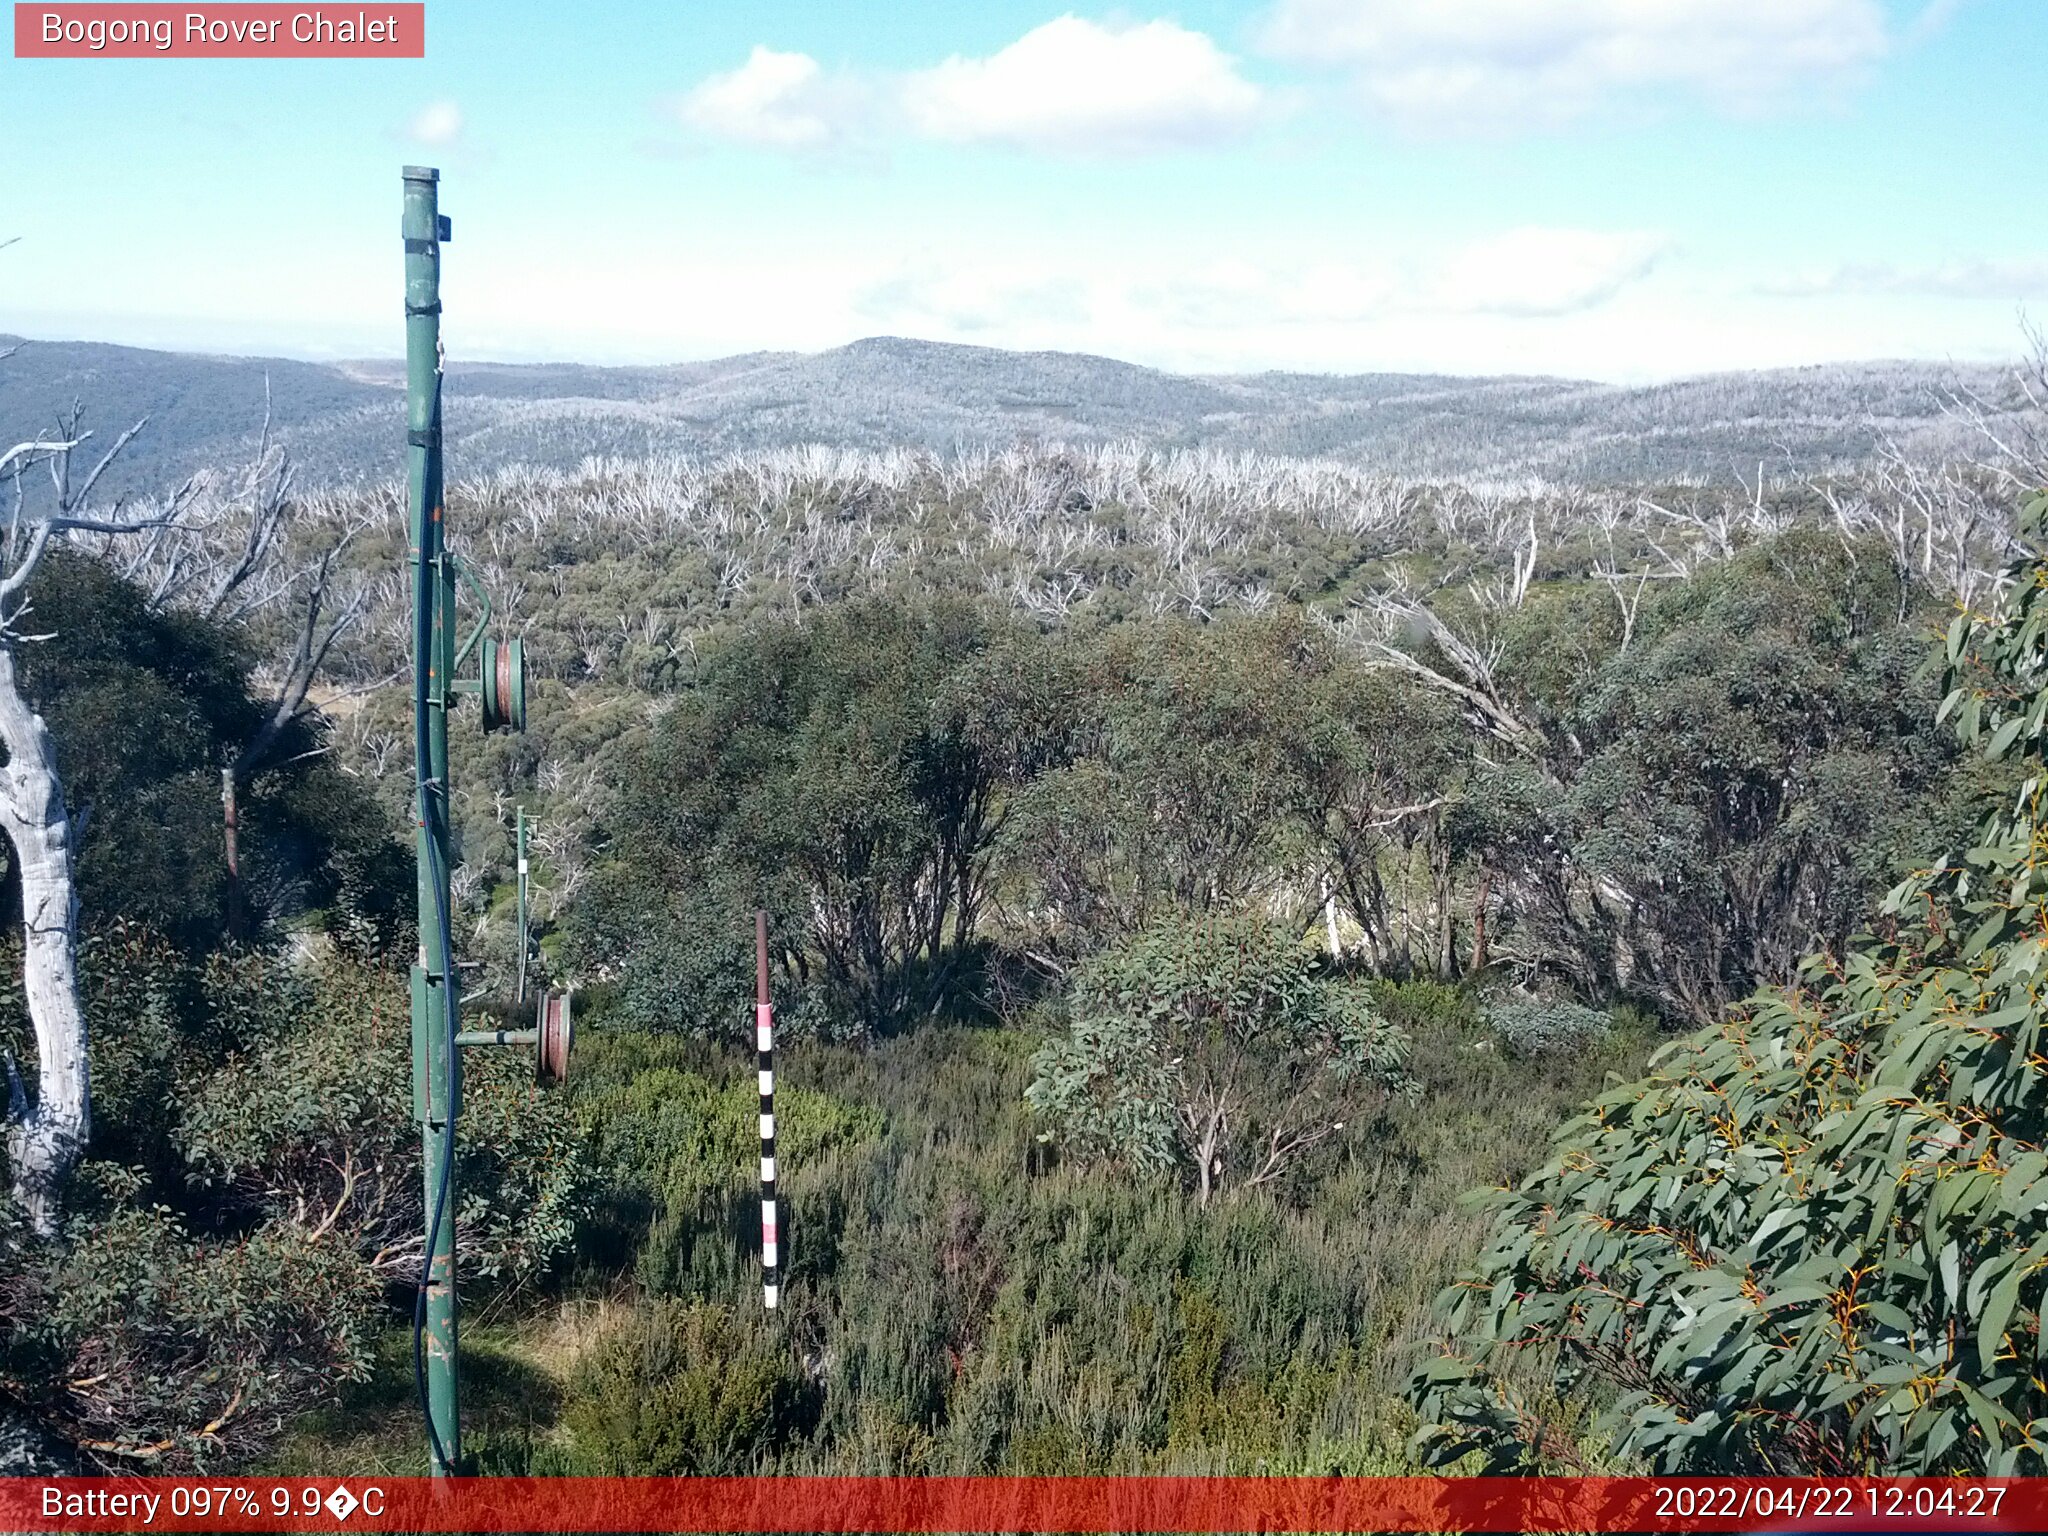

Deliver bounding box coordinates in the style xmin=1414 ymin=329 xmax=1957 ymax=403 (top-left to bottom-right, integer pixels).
xmin=536 ymin=988 xmax=572 ymax=1085
xmin=478 ymin=635 xmax=526 ymax=733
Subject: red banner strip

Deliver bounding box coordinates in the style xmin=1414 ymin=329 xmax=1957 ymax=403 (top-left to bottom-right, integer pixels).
xmin=13 ymin=5 xmax=424 ymax=58
xmin=4 ymin=1476 xmax=2044 ymax=1533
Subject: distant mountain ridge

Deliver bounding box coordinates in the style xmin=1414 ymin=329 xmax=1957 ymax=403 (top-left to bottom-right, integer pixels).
xmin=0 ymin=332 xmax=2016 ymax=498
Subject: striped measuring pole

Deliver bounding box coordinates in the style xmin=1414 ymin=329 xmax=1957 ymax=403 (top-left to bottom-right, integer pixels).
xmin=755 ymin=909 xmax=780 ymax=1310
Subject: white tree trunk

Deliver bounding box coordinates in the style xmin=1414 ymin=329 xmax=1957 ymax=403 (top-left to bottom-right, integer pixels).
xmin=0 ymin=646 xmax=89 ymax=1237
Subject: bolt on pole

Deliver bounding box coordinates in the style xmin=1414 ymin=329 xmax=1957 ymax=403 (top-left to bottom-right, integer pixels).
xmin=403 ymin=163 xmax=460 ymax=1476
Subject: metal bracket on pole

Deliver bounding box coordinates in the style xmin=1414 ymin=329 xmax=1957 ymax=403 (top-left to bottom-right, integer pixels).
xmin=451 ymin=553 xmax=492 ymax=675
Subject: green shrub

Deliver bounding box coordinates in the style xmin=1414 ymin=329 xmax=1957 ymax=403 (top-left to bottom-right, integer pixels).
xmin=1 ymin=931 xmax=593 ymax=1471
xmin=567 ymin=1032 xmax=882 ymax=1299
xmin=1369 ymin=978 xmax=1480 ymax=1036
xmin=1027 ymin=911 xmax=1418 ymax=1203
xmin=572 ymin=596 xmax=1040 ymax=1038
xmin=574 ymin=1038 xmax=883 ymax=1212
xmin=2 ymin=1178 xmax=379 ymax=1468
xmin=176 ymin=950 xmax=587 ymax=1285
xmin=561 ymin=1300 xmax=818 ymax=1473
xmin=571 ymin=879 xmax=840 ymax=1045
xmin=1481 ymin=996 xmax=1611 ymax=1058
xmin=16 ymin=550 xmax=408 ymax=951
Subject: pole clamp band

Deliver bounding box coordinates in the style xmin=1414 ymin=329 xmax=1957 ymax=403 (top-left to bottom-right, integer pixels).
xmin=407 ymin=429 xmax=438 ymax=447
xmin=405 ymin=300 xmax=442 ymax=317
xmin=403 ymin=238 xmax=438 ymax=254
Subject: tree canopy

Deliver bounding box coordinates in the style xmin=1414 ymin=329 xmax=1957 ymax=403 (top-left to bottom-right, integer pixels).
xmin=11 ymin=552 xmax=406 ymax=949
xmin=1027 ymin=912 xmax=1418 ymax=1205
xmin=1410 ymin=491 xmax=2048 ymax=1475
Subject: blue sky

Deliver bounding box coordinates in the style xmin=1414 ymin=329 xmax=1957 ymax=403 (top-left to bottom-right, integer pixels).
xmin=2 ymin=0 xmax=2043 ymax=380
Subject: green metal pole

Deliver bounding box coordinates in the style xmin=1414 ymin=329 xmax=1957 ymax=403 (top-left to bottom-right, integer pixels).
xmin=403 ymin=163 xmax=460 ymax=1476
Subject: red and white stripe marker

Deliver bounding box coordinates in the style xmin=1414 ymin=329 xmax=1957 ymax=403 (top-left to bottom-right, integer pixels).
xmin=755 ymin=909 xmax=780 ymax=1310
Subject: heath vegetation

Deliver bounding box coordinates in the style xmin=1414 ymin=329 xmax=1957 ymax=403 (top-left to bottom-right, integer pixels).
xmin=3 ymin=338 xmax=2046 ymax=1476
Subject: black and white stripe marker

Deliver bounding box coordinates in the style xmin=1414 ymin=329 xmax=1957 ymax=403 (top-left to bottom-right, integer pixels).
xmin=755 ymin=909 xmax=779 ymax=1311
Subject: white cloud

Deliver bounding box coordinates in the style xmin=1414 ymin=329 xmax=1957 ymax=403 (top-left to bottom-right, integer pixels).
xmin=677 ymin=45 xmax=864 ymax=150
xmin=1432 ymin=227 xmax=1670 ymax=316
xmin=405 ymin=101 xmax=464 ymax=146
xmin=1258 ymin=0 xmax=1890 ymax=129
xmin=678 ymin=20 xmax=1262 ymax=159
xmin=1137 ymin=257 xmax=1400 ymax=329
xmin=1760 ymin=259 xmax=2048 ymax=301
xmin=857 ymin=256 xmax=1402 ymax=346
xmin=38 ymin=223 xmax=2020 ymax=384
xmin=904 ymin=16 xmax=1264 ymax=153
xmin=844 ymin=227 xmax=1667 ymax=369
xmin=837 ymin=252 xmax=1739 ymax=380
xmin=1905 ymin=0 xmax=1970 ymax=45
xmin=856 ymin=266 xmax=1095 ymax=334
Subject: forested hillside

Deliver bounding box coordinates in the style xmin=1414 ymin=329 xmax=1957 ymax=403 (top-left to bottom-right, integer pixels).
xmin=0 ymin=333 xmax=2028 ymax=499
xmin=4 ymin=339 xmax=2047 ymax=1477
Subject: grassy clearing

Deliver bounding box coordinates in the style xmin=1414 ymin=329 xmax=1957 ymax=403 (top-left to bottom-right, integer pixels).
xmin=285 ymin=979 xmax=1650 ymax=1475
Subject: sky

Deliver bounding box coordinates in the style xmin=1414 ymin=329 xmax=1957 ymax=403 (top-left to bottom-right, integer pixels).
xmin=2 ymin=0 xmax=2044 ymax=382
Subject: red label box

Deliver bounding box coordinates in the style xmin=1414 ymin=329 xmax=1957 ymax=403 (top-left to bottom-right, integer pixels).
xmin=3 ymin=1477 xmax=2044 ymax=1534
xmin=14 ymin=4 xmax=425 ymax=57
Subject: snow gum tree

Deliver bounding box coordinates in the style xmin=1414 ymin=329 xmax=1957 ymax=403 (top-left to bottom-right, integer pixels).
xmin=0 ymin=418 xmax=172 ymax=1235
xmin=1027 ymin=911 xmax=1418 ymax=1205
xmin=1411 ymin=490 xmax=2048 ymax=1474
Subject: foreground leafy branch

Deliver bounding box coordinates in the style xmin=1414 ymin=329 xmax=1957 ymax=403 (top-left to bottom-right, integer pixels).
xmin=1410 ymin=490 xmax=2048 ymax=1474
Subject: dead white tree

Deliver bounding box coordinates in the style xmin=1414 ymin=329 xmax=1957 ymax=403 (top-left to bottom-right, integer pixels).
xmin=1466 ymin=516 xmax=1538 ymax=611
xmin=1804 ymin=335 xmax=2044 ymax=613
xmin=0 ymin=418 xmax=176 ymax=1234
xmin=1590 ymin=557 xmax=1681 ymax=652
xmin=1342 ymin=578 xmax=1548 ymax=757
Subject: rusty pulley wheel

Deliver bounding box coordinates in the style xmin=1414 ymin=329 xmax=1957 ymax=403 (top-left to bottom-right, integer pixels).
xmin=478 ymin=636 xmax=526 ymax=733
xmin=536 ymin=988 xmax=573 ymax=1085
